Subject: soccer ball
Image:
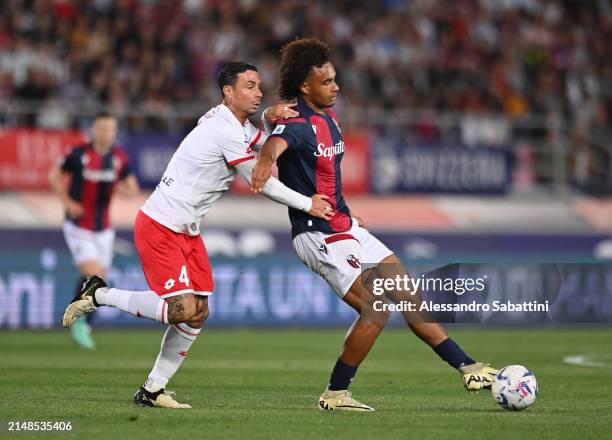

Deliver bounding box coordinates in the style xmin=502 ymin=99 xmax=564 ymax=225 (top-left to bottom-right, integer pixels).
xmin=491 ymin=365 xmax=538 ymax=411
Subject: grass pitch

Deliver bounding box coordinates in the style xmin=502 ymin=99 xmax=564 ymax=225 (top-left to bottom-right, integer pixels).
xmin=1 ymin=327 xmax=611 ymax=439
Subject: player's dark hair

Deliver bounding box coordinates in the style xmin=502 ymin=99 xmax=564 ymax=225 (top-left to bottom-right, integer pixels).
xmin=93 ymin=111 xmax=115 ymax=120
xmin=279 ymin=38 xmax=330 ymax=100
xmin=217 ymin=62 xmax=258 ymax=95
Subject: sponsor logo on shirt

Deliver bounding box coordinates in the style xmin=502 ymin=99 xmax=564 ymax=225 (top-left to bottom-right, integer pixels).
xmin=83 ymin=169 xmax=117 ymax=182
xmin=314 ymin=140 xmax=345 ymax=161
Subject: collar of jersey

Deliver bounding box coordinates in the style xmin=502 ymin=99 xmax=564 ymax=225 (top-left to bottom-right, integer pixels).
xmin=297 ymin=97 xmax=319 ymax=118
xmin=218 ymin=102 xmax=251 ymax=127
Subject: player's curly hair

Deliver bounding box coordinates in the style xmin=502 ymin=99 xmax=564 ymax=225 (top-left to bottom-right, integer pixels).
xmin=279 ymin=38 xmax=330 ymax=100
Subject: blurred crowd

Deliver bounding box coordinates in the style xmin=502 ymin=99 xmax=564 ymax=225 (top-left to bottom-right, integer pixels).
xmin=0 ymin=0 xmax=611 ymax=190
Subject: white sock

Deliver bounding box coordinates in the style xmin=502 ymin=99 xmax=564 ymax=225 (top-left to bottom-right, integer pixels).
xmin=95 ymin=287 xmax=168 ymax=323
xmin=144 ymin=323 xmax=201 ymax=392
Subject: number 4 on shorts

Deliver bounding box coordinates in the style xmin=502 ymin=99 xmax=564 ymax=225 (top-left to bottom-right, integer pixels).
xmin=179 ymin=265 xmax=190 ymax=287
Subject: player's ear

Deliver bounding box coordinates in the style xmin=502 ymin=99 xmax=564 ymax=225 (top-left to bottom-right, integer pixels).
xmin=223 ymin=85 xmax=233 ymax=102
xmin=299 ymin=81 xmax=309 ymax=96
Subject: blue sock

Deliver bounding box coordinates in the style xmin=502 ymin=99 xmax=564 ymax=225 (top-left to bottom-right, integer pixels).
xmin=328 ymin=359 xmax=358 ymax=391
xmin=433 ymin=338 xmax=475 ymax=369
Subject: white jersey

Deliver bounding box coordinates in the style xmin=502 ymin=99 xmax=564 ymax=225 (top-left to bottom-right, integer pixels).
xmin=141 ymin=103 xmax=266 ymax=236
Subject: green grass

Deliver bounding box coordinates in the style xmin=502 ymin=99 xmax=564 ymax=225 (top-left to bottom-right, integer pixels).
xmin=1 ymin=327 xmax=612 ymax=439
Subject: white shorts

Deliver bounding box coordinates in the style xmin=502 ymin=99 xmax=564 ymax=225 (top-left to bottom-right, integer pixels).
xmin=293 ymin=220 xmax=393 ymax=297
xmin=62 ymin=221 xmax=115 ymax=269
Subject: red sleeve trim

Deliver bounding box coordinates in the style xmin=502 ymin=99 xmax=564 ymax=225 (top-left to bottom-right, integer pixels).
xmin=228 ymin=155 xmax=255 ymax=166
xmin=249 ymin=130 xmax=262 ymax=148
xmin=324 ymin=233 xmax=359 ymax=245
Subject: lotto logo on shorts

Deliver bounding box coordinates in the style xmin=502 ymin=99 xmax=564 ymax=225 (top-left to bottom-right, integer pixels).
xmin=164 ymin=278 xmax=176 ymax=290
xmin=346 ymin=254 xmax=360 ymax=269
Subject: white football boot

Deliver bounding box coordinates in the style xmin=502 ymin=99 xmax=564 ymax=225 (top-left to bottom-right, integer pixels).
xmin=134 ymin=387 xmax=192 ymax=409
xmin=62 ymin=276 xmax=106 ymax=327
xmin=459 ymin=362 xmax=498 ymax=391
xmin=318 ymin=388 xmax=374 ymax=411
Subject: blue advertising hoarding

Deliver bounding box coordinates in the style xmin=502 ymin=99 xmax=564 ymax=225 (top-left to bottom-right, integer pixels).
xmin=1 ymin=229 xmax=611 ymax=328
xmin=371 ymin=142 xmax=512 ymax=194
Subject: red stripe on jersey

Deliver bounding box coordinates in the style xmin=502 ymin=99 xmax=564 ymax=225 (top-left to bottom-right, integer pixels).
xmin=228 ymin=155 xmax=255 ymax=166
xmin=78 ymin=149 xmax=101 ymax=230
xmin=323 ymin=108 xmax=338 ymax=121
xmin=282 ymin=117 xmax=306 ymax=124
xmin=324 ymin=233 xmax=359 ymax=244
xmin=249 ymin=130 xmax=262 ymax=148
xmin=312 ymin=115 xmax=351 ymax=232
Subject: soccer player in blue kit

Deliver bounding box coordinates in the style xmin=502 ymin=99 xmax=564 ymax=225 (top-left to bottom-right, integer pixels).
xmin=251 ymin=38 xmax=498 ymax=411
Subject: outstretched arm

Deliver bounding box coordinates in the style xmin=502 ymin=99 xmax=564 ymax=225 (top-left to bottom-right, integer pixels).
xmin=250 ymin=137 xmax=288 ymax=193
xmin=234 ymin=159 xmax=333 ymax=220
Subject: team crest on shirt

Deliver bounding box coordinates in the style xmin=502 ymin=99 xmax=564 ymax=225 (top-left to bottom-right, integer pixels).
xmin=346 ymin=254 xmax=360 ymax=269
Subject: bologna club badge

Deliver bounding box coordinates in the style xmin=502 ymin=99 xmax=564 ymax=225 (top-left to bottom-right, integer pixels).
xmin=346 ymin=254 xmax=361 ymax=269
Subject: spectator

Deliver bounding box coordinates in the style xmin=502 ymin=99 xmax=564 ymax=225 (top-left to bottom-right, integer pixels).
xmin=0 ymin=0 xmax=609 ymax=141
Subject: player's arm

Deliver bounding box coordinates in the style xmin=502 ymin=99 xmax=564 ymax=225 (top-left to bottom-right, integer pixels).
xmin=114 ymin=155 xmax=140 ymax=197
xmin=234 ymin=160 xmax=333 ymax=220
xmin=250 ymin=137 xmax=289 ymax=193
xmin=248 ymin=104 xmax=299 ymax=153
xmin=48 ymin=156 xmax=83 ymax=218
xmin=116 ymin=174 xmax=140 ymax=198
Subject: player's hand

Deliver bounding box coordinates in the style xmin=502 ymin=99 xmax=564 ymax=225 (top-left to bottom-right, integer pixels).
xmin=264 ymin=103 xmax=299 ymax=123
xmin=251 ymin=161 xmax=272 ymax=193
xmin=459 ymin=362 xmax=498 ymax=392
xmin=353 ymin=214 xmax=366 ymax=228
xmin=66 ymin=200 xmax=84 ymax=218
xmin=309 ymin=194 xmax=334 ymax=220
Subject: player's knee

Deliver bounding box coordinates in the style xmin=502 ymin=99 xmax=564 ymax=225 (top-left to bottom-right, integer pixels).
xmin=355 ymin=298 xmax=390 ymax=328
xmin=201 ymin=303 xmax=210 ymax=322
xmin=360 ymin=314 xmax=388 ymax=333
xmin=363 ymin=295 xmax=392 ymax=324
xmin=196 ymin=297 xmax=210 ymax=322
xmin=166 ymin=293 xmax=199 ymax=324
xmin=187 ymin=297 xmax=209 ymax=328
xmin=367 ymin=308 xmax=391 ymax=329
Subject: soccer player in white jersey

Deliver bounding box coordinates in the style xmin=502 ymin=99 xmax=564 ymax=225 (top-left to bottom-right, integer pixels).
xmin=61 ymin=62 xmax=334 ymax=409
xmin=251 ymin=39 xmax=497 ymax=411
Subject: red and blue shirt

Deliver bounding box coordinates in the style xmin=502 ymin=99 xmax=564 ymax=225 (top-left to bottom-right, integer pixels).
xmin=269 ymin=98 xmax=352 ymax=237
xmin=60 ymin=143 xmax=132 ymax=231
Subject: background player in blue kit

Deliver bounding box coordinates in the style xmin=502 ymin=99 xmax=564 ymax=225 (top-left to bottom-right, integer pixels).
xmin=251 ymin=38 xmax=498 ymax=411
